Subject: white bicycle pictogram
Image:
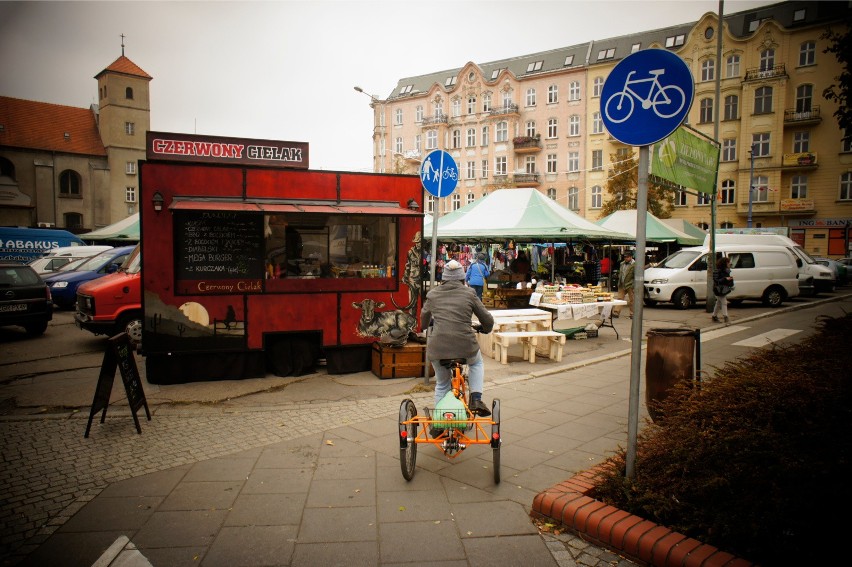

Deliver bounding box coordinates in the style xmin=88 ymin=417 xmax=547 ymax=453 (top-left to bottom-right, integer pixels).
xmin=604 ymin=68 xmax=686 ymax=124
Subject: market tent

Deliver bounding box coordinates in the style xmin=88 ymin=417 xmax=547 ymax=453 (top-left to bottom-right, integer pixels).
xmin=432 ymin=188 xmax=632 ymax=242
xmin=595 ymin=210 xmax=702 ymax=246
xmin=660 ymin=218 xmax=708 ymax=241
xmin=80 ymin=213 xmax=139 ymax=243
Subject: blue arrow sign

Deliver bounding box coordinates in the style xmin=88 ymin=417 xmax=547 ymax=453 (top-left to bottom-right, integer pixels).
xmin=420 ymin=150 xmax=458 ymax=198
xmin=601 ymin=49 xmax=694 ymax=147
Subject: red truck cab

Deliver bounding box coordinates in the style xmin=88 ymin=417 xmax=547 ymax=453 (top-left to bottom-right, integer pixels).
xmin=75 ymin=243 xmax=142 ymax=343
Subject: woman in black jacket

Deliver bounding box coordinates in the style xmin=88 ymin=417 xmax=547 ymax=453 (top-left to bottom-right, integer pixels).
xmin=712 ymin=256 xmax=734 ymax=324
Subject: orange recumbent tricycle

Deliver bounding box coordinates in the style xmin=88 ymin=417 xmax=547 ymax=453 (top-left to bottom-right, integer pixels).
xmin=398 ymin=357 xmax=501 ymax=483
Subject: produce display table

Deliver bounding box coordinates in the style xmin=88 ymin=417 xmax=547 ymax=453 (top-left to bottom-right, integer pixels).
xmin=535 ymin=300 xmax=628 ymax=340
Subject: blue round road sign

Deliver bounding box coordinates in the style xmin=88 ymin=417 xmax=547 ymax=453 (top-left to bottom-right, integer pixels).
xmin=601 ymin=49 xmax=694 ymax=146
xmin=420 ymin=150 xmax=459 ymax=198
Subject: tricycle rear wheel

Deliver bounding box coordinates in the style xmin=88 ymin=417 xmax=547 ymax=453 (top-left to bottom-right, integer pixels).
xmin=491 ymin=399 xmax=501 ymax=484
xmin=399 ymin=399 xmax=418 ymax=481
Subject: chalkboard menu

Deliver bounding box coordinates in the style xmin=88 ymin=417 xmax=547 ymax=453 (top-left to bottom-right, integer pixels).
xmin=175 ymin=211 xmax=265 ymax=281
xmin=85 ymin=333 xmax=151 ymax=437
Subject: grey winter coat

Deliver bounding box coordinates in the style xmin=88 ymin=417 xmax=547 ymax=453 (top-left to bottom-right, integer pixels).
xmin=420 ymin=280 xmax=494 ymax=362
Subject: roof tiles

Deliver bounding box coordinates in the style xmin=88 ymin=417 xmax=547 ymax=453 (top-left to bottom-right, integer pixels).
xmin=0 ymin=96 xmax=107 ymax=156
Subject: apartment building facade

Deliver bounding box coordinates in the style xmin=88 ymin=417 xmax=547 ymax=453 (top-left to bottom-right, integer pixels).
xmin=366 ymin=1 xmax=851 ymax=257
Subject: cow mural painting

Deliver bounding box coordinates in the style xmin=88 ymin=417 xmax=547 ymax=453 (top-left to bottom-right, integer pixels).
xmin=352 ymin=298 xmax=417 ymax=345
xmin=140 ymin=131 xmax=425 ymax=383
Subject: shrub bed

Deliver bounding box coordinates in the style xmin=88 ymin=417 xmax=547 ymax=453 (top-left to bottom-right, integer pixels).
xmin=590 ymin=313 xmax=852 ymax=564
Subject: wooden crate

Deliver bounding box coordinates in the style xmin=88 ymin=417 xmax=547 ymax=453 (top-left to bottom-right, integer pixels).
xmin=371 ymin=342 xmax=434 ymax=379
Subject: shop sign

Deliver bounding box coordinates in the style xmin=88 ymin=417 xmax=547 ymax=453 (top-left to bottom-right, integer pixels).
xmin=780 ymin=199 xmax=815 ymax=212
xmin=146 ymin=131 xmax=309 ymax=169
xmin=788 ymin=218 xmax=852 ymax=228
xmin=782 ymin=152 xmax=817 ymax=167
xmin=651 ymin=126 xmax=720 ymax=194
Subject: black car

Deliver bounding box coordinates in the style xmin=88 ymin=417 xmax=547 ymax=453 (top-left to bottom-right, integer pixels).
xmin=0 ymin=262 xmax=53 ymax=336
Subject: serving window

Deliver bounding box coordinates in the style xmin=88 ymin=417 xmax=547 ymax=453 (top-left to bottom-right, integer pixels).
xmin=264 ymin=213 xmax=397 ymax=281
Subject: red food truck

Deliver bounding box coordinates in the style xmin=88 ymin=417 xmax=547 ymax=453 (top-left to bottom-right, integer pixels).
xmin=140 ymin=132 xmax=425 ymax=384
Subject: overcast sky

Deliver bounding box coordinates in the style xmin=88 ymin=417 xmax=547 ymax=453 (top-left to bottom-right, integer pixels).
xmin=1 ymin=0 xmax=775 ymax=172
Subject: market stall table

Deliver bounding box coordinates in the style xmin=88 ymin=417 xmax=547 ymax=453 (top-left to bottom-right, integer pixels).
xmin=474 ymin=308 xmax=554 ymax=361
xmin=534 ymin=300 xmax=628 ymax=340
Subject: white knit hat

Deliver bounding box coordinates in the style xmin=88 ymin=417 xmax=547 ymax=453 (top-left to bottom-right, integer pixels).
xmin=442 ymin=260 xmax=466 ymax=281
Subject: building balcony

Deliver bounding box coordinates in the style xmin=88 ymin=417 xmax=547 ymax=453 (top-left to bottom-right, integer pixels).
xmin=421 ymin=115 xmax=448 ymax=126
xmin=744 ymin=64 xmax=787 ymax=82
xmin=513 ymin=135 xmax=542 ymax=153
xmin=736 ymin=199 xmax=778 ymax=216
xmin=400 ymin=150 xmax=422 ymax=162
xmin=784 ymin=106 xmax=821 ymax=126
xmin=488 ymin=103 xmax=520 ymax=118
xmin=512 ymin=172 xmax=541 ymax=187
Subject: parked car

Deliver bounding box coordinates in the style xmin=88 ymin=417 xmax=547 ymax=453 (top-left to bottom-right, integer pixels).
xmin=813 ymin=257 xmax=847 ymax=287
xmin=75 ymin=244 xmax=142 ymax=344
xmin=643 ymin=244 xmax=800 ymax=309
xmin=0 ymin=262 xmax=53 ymax=336
xmin=43 ymin=246 xmax=135 ymax=309
xmin=27 ymin=245 xmax=113 ymax=276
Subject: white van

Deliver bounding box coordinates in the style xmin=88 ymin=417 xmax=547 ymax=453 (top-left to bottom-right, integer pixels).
xmin=27 ymin=245 xmax=113 ymax=276
xmin=707 ymin=234 xmax=833 ymax=296
xmin=644 ymin=244 xmax=800 ymax=309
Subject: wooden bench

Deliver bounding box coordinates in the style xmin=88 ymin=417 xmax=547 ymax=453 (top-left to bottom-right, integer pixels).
xmin=491 ymin=330 xmax=567 ymax=364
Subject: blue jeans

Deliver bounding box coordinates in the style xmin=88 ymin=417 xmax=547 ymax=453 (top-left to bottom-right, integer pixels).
xmin=469 ymin=284 xmax=483 ymax=299
xmin=431 ymin=351 xmax=484 ymax=405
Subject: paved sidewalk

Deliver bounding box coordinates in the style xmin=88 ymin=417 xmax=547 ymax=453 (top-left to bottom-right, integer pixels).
xmin=3 ymin=336 xmax=647 ymax=566
xmin=2 ymin=294 xmax=848 ymax=566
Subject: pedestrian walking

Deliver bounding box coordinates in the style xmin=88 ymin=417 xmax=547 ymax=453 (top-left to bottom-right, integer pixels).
xmin=614 ymin=250 xmax=635 ymax=318
xmin=712 ymin=255 xmax=734 ymax=324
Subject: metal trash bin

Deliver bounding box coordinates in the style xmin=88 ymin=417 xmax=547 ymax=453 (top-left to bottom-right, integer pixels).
xmin=645 ymin=328 xmax=701 ymax=423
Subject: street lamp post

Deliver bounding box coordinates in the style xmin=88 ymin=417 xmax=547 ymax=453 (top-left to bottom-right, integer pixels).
xmin=748 ymin=143 xmax=756 ymax=228
xmin=354 ymin=86 xmax=386 ymax=173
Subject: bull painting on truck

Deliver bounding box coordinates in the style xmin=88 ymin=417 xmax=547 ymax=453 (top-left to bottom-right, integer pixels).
xmin=140 ymin=132 xmax=425 ymax=384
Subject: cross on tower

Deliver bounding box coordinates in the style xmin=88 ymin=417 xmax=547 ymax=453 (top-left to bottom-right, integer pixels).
xmin=120 ymin=33 xmax=125 ymax=56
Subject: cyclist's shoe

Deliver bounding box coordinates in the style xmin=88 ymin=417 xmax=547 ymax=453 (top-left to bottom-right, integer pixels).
xmin=429 ymin=426 xmax=445 ymax=439
xmin=469 ymin=399 xmax=491 ymax=417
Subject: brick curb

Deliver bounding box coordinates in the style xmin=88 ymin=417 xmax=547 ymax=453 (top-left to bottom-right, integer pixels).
xmin=531 ymin=465 xmax=754 ymax=567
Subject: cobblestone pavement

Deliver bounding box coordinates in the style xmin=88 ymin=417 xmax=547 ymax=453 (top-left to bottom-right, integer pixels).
xmin=12 ymin=297 xmax=847 ymax=565
xmin=1 ymin=377 xmax=639 ymax=566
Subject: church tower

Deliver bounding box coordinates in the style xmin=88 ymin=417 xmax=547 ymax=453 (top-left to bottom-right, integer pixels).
xmin=94 ymin=37 xmax=152 ymax=225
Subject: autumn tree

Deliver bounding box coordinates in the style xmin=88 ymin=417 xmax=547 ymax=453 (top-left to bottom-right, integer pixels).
xmin=597 ymin=150 xmax=678 ymax=219
xmin=822 ymin=24 xmax=851 ymax=142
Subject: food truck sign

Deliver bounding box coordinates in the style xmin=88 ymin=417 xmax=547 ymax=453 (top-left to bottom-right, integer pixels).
xmin=146 ymin=131 xmax=309 ymax=169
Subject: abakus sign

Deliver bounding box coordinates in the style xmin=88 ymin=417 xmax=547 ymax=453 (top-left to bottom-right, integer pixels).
xmin=651 ymin=127 xmax=719 ymax=194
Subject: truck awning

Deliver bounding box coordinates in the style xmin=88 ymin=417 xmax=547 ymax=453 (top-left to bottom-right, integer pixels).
xmin=168 ymin=199 xmax=422 ymax=216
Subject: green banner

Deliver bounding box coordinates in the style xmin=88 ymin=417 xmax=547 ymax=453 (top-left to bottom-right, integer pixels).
xmin=651 ymin=127 xmax=720 ymax=194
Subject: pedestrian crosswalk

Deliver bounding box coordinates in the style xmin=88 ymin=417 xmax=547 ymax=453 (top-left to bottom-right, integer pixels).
xmin=699 ymin=324 xmax=802 ymax=347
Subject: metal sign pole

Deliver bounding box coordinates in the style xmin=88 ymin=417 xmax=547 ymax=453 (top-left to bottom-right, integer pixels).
xmin=625 ymin=145 xmax=649 ymax=479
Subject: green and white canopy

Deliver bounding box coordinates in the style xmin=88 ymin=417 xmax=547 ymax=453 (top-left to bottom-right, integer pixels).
xmin=80 ymin=213 xmax=140 ymax=243
xmin=426 ymin=189 xmax=631 ymax=242
xmin=595 ymin=210 xmax=702 ymax=246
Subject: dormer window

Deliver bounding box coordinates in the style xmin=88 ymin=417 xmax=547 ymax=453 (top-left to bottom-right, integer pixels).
xmin=665 ymin=34 xmax=685 ymax=47
xmin=631 ymin=43 xmax=641 ymax=53
xmin=444 ymin=76 xmax=457 ymax=87
xmin=490 ymin=68 xmax=505 ymax=80
xmin=597 ymin=48 xmax=616 ymax=60
xmin=398 ymin=84 xmax=413 ymax=95
xmin=564 ymin=55 xmax=574 ymax=66
xmin=526 ymin=61 xmax=543 ymax=73
xmin=63 ymin=132 xmax=70 ymax=141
